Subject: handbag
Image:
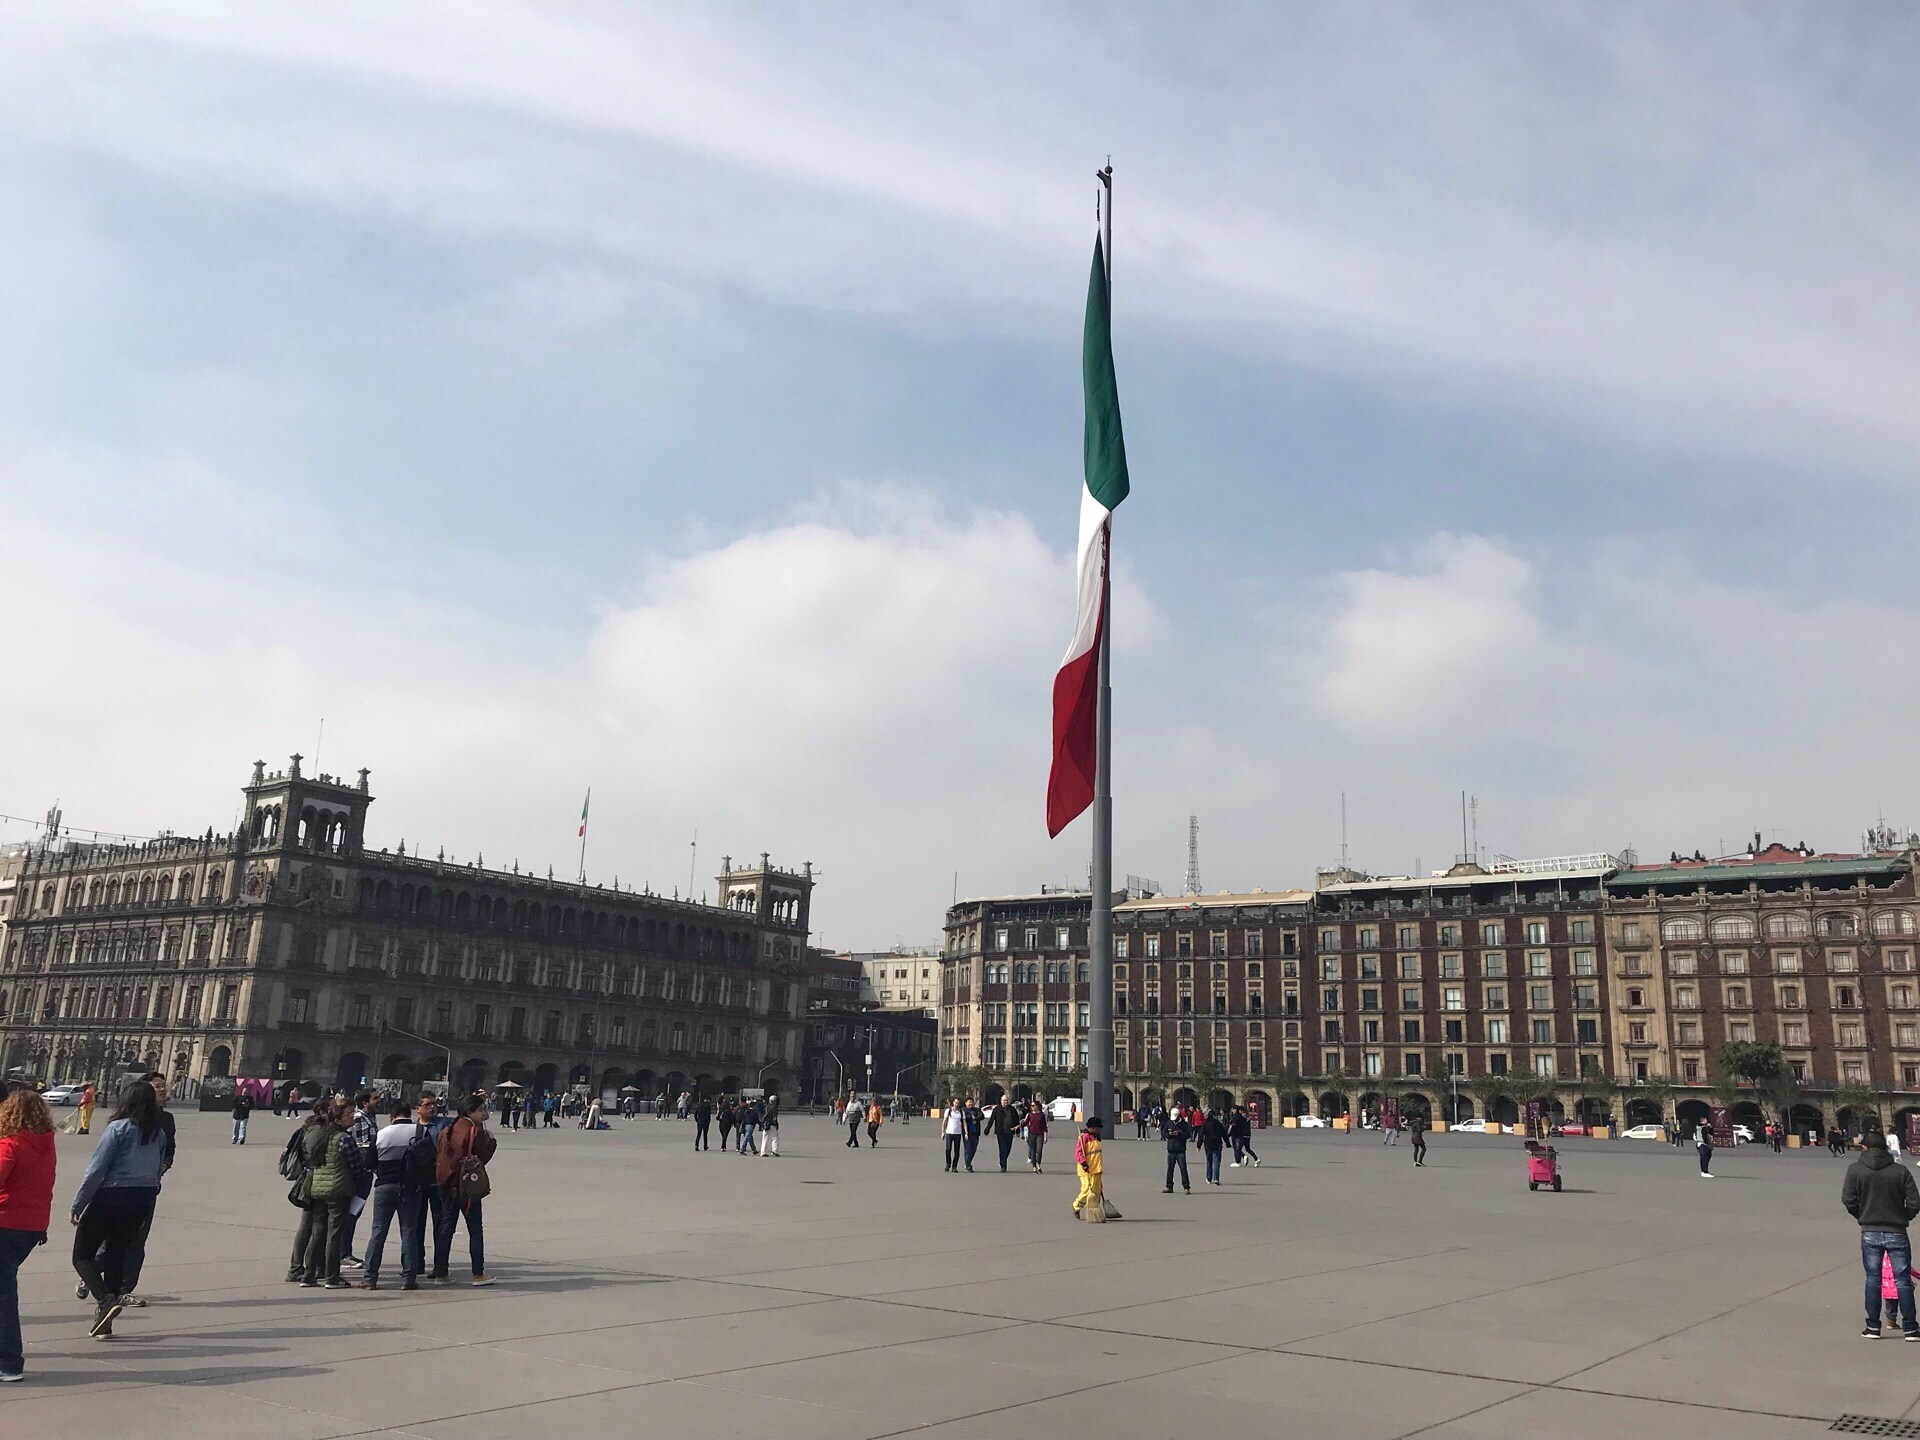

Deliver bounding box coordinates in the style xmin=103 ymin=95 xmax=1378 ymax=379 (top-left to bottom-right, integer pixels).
xmin=455 ymin=1125 xmax=491 ymax=1202
xmin=287 ymin=1170 xmax=313 ymax=1207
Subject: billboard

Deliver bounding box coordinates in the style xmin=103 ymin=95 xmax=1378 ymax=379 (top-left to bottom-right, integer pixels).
xmin=1709 ymin=1105 xmax=1734 ymax=1147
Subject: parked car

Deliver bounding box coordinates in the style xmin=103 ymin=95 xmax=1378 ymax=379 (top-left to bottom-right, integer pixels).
xmin=1621 ymin=1124 xmax=1665 ymax=1140
xmin=42 ymin=1083 xmax=84 ymax=1106
xmin=1046 ymin=1096 xmax=1082 ymax=1121
xmin=1450 ymin=1118 xmax=1487 ymax=1133
xmin=1733 ymin=1124 xmax=1756 ymax=1144
xmin=1295 ymin=1115 xmax=1329 ymax=1128
xmin=1554 ymin=1123 xmax=1591 ymax=1137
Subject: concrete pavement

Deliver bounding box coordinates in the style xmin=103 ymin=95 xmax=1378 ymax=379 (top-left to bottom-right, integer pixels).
xmin=3 ymin=1109 xmax=1912 ymax=1438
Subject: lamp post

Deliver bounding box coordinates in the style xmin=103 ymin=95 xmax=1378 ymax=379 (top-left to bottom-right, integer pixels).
xmin=756 ymin=1060 xmax=778 ymax=1093
xmin=380 ymin=1020 xmax=451 ymax=1096
xmin=893 ymin=1059 xmax=929 ymax=1113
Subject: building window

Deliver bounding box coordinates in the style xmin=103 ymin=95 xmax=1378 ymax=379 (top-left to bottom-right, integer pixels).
xmin=1480 ymin=922 xmax=1503 ymax=945
xmin=1486 ymin=1018 xmax=1508 ymax=1044
xmin=1442 ymin=986 xmax=1464 ymax=1011
xmin=1525 ymin=922 xmax=1547 ymax=945
xmin=284 ymin=989 xmax=310 ymax=1024
xmin=1483 ymin=952 xmax=1507 ymax=978
xmin=1145 ymin=936 xmax=1161 ymax=958
xmin=1527 ymin=952 xmax=1550 ymax=977
xmin=1486 ymin=984 xmax=1507 ymax=1009
xmin=1398 ymin=955 xmax=1420 ymax=980
xmin=1530 ymin=1019 xmax=1552 ymax=1044
xmin=1533 ymin=1053 xmax=1556 ymax=1077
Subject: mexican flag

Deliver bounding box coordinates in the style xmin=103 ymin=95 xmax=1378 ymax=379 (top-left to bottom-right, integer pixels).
xmin=1047 ymin=236 xmax=1131 ymax=838
xmin=578 ymin=789 xmax=590 ymax=838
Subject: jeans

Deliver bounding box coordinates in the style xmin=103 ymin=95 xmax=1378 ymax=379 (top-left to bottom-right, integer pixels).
xmin=996 ymin=1132 xmax=1015 ymax=1171
xmin=944 ymin=1135 xmax=962 ymax=1169
xmin=738 ymin=1123 xmax=756 ymax=1154
xmin=1698 ymin=1144 xmax=1713 ymax=1175
xmin=338 ymin=1183 xmax=371 ymax=1259
xmin=232 ymin=1116 xmax=249 ymax=1144
xmin=433 ymin=1193 xmax=484 ymax=1277
xmin=1230 ymin=1139 xmax=1247 ymax=1164
xmin=73 ymin=1188 xmax=157 ymax=1302
xmin=1204 ymin=1144 xmax=1223 ymax=1184
xmin=867 ymin=1122 xmax=880 ymax=1146
xmin=1165 ymin=1149 xmax=1190 ymax=1189
xmin=301 ymin=1196 xmax=349 ymax=1281
xmin=363 ymin=1184 xmax=427 ymax=1285
xmin=1026 ymin=1132 xmax=1046 ymax=1166
xmin=962 ymin=1134 xmax=980 ymax=1170
xmin=0 ymin=1227 xmax=43 ymax=1374
xmin=1864 ymin=1230 xmax=1916 ymax=1331
xmin=695 ymin=1119 xmax=710 ymax=1149
xmin=847 ymin=1121 xmax=862 ymax=1148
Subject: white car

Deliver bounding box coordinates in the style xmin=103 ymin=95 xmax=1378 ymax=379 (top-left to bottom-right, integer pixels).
xmin=1295 ymin=1115 xmax=1329 ymax=1128
xmin=42 ymin=1084 xmax=85 ymax=1106
xmin=1733 ymin=1124 xmax=1756 ymax=1144
xmin=1620 ymin=1123 xmax=1665 ymax=1140
xmin=1450 ymin=1118 xmax=1487 ymax=1133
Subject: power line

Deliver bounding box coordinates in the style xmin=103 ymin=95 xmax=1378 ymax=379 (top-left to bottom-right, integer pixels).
xmin=0 ymin=808 xmax=188 ymax=847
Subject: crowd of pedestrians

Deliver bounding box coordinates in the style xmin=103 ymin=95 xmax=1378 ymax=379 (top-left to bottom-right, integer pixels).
xmin=934 ymin=1095 xmax=1049 ymax=1173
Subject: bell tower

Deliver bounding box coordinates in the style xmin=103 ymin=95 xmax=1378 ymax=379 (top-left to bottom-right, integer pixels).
xmin=242 ymin=754 xmax=374 ymax=859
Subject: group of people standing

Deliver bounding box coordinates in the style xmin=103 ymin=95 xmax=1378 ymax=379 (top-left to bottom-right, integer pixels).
xmin=280 ymin=1089 xmax=496 ymax=1292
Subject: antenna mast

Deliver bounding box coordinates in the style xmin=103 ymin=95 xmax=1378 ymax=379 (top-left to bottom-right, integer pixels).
xmin=1185 ymin=815 xmax=1201 ymax=896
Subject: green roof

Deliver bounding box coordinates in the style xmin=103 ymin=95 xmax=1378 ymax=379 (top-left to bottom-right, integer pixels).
xmin=1606 ymin=856 xmax=1905 ymax=889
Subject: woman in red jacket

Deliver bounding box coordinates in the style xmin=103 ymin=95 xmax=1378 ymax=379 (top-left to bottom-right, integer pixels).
xmin=0 ymin=1087 xmax=57 ymax=1382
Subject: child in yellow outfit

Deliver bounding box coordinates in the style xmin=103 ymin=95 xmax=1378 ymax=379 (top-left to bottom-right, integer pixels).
xmin=1073 ymin=1117 xmax=1105 ymax=1221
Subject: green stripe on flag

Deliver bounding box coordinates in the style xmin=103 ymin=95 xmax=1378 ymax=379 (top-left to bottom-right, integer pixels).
xmin=1083 ymin=236 xmax=1130 ymax=512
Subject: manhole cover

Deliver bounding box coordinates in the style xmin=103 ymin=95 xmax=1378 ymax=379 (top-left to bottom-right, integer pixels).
xmin=1832 ymin=1416 xmax=1920 ymax=1436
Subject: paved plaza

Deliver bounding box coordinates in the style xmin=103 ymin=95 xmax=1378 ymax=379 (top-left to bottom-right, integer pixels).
xmin=5 ymin=1110 xmax=1916 ymax=1437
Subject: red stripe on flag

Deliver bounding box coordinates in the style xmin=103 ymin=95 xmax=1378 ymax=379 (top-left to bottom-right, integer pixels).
xmin=1046 ymin=582 xmax=1104 ymax=838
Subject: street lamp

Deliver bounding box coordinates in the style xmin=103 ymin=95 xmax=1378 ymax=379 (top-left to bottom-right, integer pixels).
xmin=756 ymin=1060 xmax=778 ymax=1092
xmin=380 ymin=1019 xmax=452 ymax=1095
xmin=893 ymin=1059 xmax=930 ymax=1112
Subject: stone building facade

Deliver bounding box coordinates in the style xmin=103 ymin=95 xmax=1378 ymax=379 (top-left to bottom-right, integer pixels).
xmin=0 ymin=757 xmax=814 ymax=1101
xmin=939 ymin=889 xmax=1097 ymax=1092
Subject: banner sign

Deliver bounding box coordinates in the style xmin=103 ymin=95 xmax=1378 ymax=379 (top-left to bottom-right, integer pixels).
xmin=1709 ymin=1106 xmax=1734 ymax=1146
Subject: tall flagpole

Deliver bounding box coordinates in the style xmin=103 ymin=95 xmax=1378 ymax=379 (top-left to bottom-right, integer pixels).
xmin=1084 ymin=161 xmax=1116 ymax=1137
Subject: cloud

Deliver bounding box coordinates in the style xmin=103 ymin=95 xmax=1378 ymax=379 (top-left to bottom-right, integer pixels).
xmin=1311 ymin=534 xmax=1548 ymax=727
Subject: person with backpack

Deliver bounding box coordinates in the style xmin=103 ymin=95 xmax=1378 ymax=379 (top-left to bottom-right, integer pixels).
xmin=70 ymin=1081 xmax=168 ymax=1338
xmin=360 ymin=1097 xmax=438 ymax=1291
xmin=1844 ymin=1126 xmax=1920 ymax=1338
xmin=296 ymin=1099 xmax=360 ymax=1288
xmin=282 ymin=1097 xmax=331 ymax=1282
xmin=1024 ymin=1102 xmax=1049 ymax=1172
xmin=433 ymin=1094 xmax=495 ymax=1286
xmin=1197 ymin=1106 xmax=1229 ymax=1186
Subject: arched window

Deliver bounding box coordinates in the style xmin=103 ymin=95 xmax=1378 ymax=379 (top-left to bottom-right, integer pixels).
xmin=1708 ymin=915 xmax=1754 ymax=941
xmin=204 ymin=870 xmax=223 ymax=901
xmin=1660 ymin=917 xmax=1703 ymax=942
xmin=1873 ymin=911 xmax=1917 ymax=938
xmin=1817 ymin=912 xmax=1860 ymax=939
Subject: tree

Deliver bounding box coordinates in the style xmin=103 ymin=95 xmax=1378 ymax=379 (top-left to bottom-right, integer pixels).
xmin=1576 ymin=1055 xmax=1616 ymax=1127
xmin=1835 ymin=1079 xmax=1881 ymax=1136
xmin=1467 ymin=1073 xmax=1511 ymax=1129
xmin=1190 ymin=1056 xmax=1225 ymax=1110
xmin=1760 ymin=1066 xmax=1801 ymax=1138
xmin=1717 ymin=1041 xmax=1784 ymax=1093
xmin=1267 ymin=1058 xmax=1307 ymax=1120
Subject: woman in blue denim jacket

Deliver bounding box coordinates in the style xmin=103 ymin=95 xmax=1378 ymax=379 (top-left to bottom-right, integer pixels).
xmin=70 ymin=1081 xmax=168 ymax=1339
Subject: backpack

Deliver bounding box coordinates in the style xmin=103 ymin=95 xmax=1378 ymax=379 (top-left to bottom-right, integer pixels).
xmin=278 ymin=1124 xmax=309 ymax=1180
xmin=403 ymin=1123 xmax=438 ymax=1192
xmin=453 ymin=1122 xmax=491 ymax=1203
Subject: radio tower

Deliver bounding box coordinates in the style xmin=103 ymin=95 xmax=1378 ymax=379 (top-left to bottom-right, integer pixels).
xmin=1184 ymin=815 xmax=1201 ymax=896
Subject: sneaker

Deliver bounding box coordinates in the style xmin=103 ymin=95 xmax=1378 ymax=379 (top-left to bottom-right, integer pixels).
xmin=90 ymin=1298 xmax=124 ymax=1338
xmin=1229 ymin=1161 xmax=1241 ymax=1168
xmin=76 ymin=1281 xmax=89 ymax=1300
xmin=323 ymin=1277 xmax=352 ymax=1290
xmin=340 ymin=1256 xmax=363 ymax=1269
xmin=1863 ymin=1326 xmax=1882 ymax=1339
xmin=358 ymin=1280 xmax=380 ymax=1290
xmin=285 ymin=1270 xmax=304 ymax=1284
xmin=1699 ymin=1172 xmax=1714 ymax=1179
xmin=1906 ymin=1331 xmax=1920 ymax=1343
xmin=1163 ymin=1186 xmax=1174 ymax=1193
xmin=300 ymin=1278 xmax=320 ymax=1288
xmin=428 ymin=1273 xmax=451 ymax=1283
xmin=401 ymin=1278 xmax=419 ymax=1291
xmin=0 ymin=1370 xmax=22 ymax=1383
xmin=471 ymin=1274 xmax=495 ymax=1287
xmin=124 ymin=1295 xmax=146 ymax=1308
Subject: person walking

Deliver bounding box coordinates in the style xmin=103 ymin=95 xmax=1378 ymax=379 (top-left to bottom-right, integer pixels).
xmin=231 ymin=1089 xmax=253 ymax=1145
xmin=1227 ymin=1107 xmax=1252 ymax=1168
xmin=1694 ymin=1118 xmax=1715 ymax=1178
xmin=433 ymin=1095 xmax=496 ymax=1286
xmin=1135 ymin=1106 xmax=1150 ymax=1141
xmin=1410 ymin=1113 xmax=1428 ymax=1167
xmin=960 ymin=1098 xmax=983 ymax=1171
xmin=758 ymin=1094 xmax=781 ymax=1157
xmin=0 ymin=1088 xmax=57 ymax=1380
xmin=1071 ymin=1117 xmax=1106 ymax=1221
xmin=737 ymin=1098 xmax=759 ymax=1156
xmin=941 ymin=1100 xmax=964 ymax=1171
xmin=75 ymin=1084 xmax=96 ymax=1137
xmin=360 ymin=1098 xmax=437 ymax=1291
xmin=296 ymin=1099 xmax=358 ymax=1289
xmin=693 ymin=1095 xmax=712 ymax=1151
xmin=1162 ymin=1106 xmax=1193 ymax=1194
xmin=1024 ymin=1103 xmax=1049 ymax=1173
xmin=847 ymin=1098 xmax=865 ymax=1149
xmin=989 ymin=1096 xmax=1020 ymax=1173
xmin=718 ymin=1100 xmax=736 ymax=1152
xmin=866 ymin=1098 xmax=884 ymax=1148
xmin=1843 ymin=1127 xmax=1920 ymax=1338
xmin=337 ymin=1091 xmax=379 ymax=1271
xmin=70 ymin=1081 xmax=167 ymax=1338
xmin=1198 ymin=1107 xmax=1228 ymax=1186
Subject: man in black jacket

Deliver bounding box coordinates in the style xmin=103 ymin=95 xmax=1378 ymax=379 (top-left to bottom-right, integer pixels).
xmin=988 ymin=1098 xmax=1020 ymax=1172
xmin=1163 ymin=1108 xmax=1193 ymax=1194
xmin=1842 ymin=1128 xmax=1920 ymax=1338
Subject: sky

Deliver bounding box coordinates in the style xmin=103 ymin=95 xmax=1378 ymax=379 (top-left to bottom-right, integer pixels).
xmin=0 ymin=3 xmax=1915 ymax=948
